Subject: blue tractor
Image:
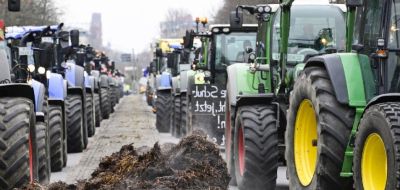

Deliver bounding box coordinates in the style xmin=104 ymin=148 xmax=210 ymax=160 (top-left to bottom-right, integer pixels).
xmin=2 ymin=15 xmax=52 ymax=190
xmin=93 ymin=52 xmax=111 ymax=120
xmin=76 ymin=44 xmax=96 ymax=138
xmin=62 ymin=30 xmax=89 ymax=153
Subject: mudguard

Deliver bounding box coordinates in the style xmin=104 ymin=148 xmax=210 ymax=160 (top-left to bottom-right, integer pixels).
xmin=172 ymin=76 xmax=180 ymax=96
xmin=48 ymin=73 xmax=65 ymax=101
xmin=156 ymin=72 xmax=172 ymax=90
xmin=306 ymin=53 xmax=375 ymax=107
xmin=65 ymin=61 xmax=85 ymax=89
xmin=0 ymin=83 xmax=35 ymax=108
xmin=226 ymin=63 xmax=272 ymax=107
xmin=179 ymin=70 xmax=195 ymax=94
xmin=31 ymin=79 xmax=46 ymax=114
xmin=99 ymin=74 xmax=109 ymax=88
xmin=365 ymin=93 xmax=400 ymax=110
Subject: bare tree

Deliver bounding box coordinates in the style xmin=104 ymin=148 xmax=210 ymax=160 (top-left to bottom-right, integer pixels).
xmin=0 ymin=0 xmax=61 ymax=26
xmin=160 ymin=8 xmax=192 ymax=38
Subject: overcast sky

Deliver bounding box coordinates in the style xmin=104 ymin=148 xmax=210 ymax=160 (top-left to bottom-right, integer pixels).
xmin=54 ymin=0 xmax=223 ymax=53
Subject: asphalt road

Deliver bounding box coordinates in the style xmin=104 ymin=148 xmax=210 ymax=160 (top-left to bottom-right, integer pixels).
xmin=50 ymin=94 xmax=288 ymax=189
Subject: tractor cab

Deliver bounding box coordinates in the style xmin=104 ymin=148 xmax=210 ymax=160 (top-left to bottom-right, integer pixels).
xmin=353 ymin=0 xmax=400 ymax=94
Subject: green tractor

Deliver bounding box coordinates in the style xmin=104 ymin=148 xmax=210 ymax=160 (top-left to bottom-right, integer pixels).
xmin=187 ymin=24 xmax=257 ymax=146
xmin=286 ymin=0 xmax=400 ymax=189
xmin=225 ymin=1 xmax=346 ymax=189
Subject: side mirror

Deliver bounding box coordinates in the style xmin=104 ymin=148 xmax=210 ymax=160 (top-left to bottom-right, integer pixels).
xmin=346 ymin=0 xmax=363 ymax=7
xmin=230 ymin=10 xmax=243 ymax=29
xmin=70 ymin=30 xmax=80 ymax=47
xmin=155 ymin=48 xmax=163 ymax=57
xmin=8 ymin=0 xmax=20 ymax=12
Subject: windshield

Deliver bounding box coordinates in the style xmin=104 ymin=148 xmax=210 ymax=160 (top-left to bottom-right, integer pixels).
xmin=213 ymin=31 xmax=256 ymax=70
xmin=272 ymin=5 xmax=345 ymax=64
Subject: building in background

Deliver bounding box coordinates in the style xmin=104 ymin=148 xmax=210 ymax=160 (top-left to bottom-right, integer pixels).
xmin=90 ymin=13 xmax=103 ymax=49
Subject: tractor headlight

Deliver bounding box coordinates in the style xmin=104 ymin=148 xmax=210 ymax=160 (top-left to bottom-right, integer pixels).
xmin=38 ymin=67 xmax=46 ymax=74
xmin=222 ymin=28 xmax=230 ymax=33
xmin=28 ymin=64 xmax=35 ymax=72
xmin=321 ymin=38 xmax=328 ymax=46
xmin=264 ymin=6 xmax=271 ymax=13
xmin=212 ymin=28 xmax=220 ymax=33
xmin=257 ymin=6 xmax=264 ymax=13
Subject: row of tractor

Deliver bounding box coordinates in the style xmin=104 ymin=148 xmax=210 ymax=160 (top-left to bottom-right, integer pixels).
xmin=150 ymin=0 xmax=400 ymax=189
xmin=0 ymin=1 xmax=123 ymax=189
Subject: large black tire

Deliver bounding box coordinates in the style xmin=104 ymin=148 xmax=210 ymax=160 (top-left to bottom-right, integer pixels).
xmin=180 ymin=94 xmax=188 ymax=137
xmin=156 ymin=91 xmax=172 ymax=132
xmin=110 ymin=86 xmax=116 ymax=113
xmin=94 ymin=93 xmax=101 ymax=127
xmin=353 ymin=102 xmax=400 ymax=189
xmin=0 ymin=97 xmax=35 ymax=189
xmin=86 ymin=93 xmax=95 ymax=137
xmin=173 ymin=95 xmax=181 ymax=137
xmin=233 ymin=105 xmax=279 ymax=190
xmin=66 ymin=95 xmax=84 ymax=153
xmin=100 ymin=88 xmax=111 ymax=119
xmin=36 ymin=121 xmax=50 ymax=184
xmin=286 ymin=66 xmax=353 ymax=189
xmin=48 ymin=105 xmax=63 ymax=171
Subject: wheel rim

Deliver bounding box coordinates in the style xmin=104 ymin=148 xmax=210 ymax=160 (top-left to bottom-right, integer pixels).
xmin=238 ymin=126 xmax=245 ymax=176
xmin=361 ymin=133 xmax=387 ymax=190
xmin=294 ymin=99 xmax=318 ymax=186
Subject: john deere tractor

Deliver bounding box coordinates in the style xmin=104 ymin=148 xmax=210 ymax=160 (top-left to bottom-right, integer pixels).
xmin=225 ymin=1 xmax=346 ymax=189
xmin=187 ymin=24 xmax=257 ymax=146
xmin=284 ymin=0 xmax=400 ymax=189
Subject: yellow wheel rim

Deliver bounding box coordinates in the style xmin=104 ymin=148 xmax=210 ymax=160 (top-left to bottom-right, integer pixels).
xmin=361 ymin=133 xmax=387 ymax=190
xmin=294 ymin=99 xmax=318 ymax=186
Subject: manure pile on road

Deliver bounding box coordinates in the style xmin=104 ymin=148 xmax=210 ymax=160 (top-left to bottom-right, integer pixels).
xmin=20 ymin=134 xmax=230 ymax=190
